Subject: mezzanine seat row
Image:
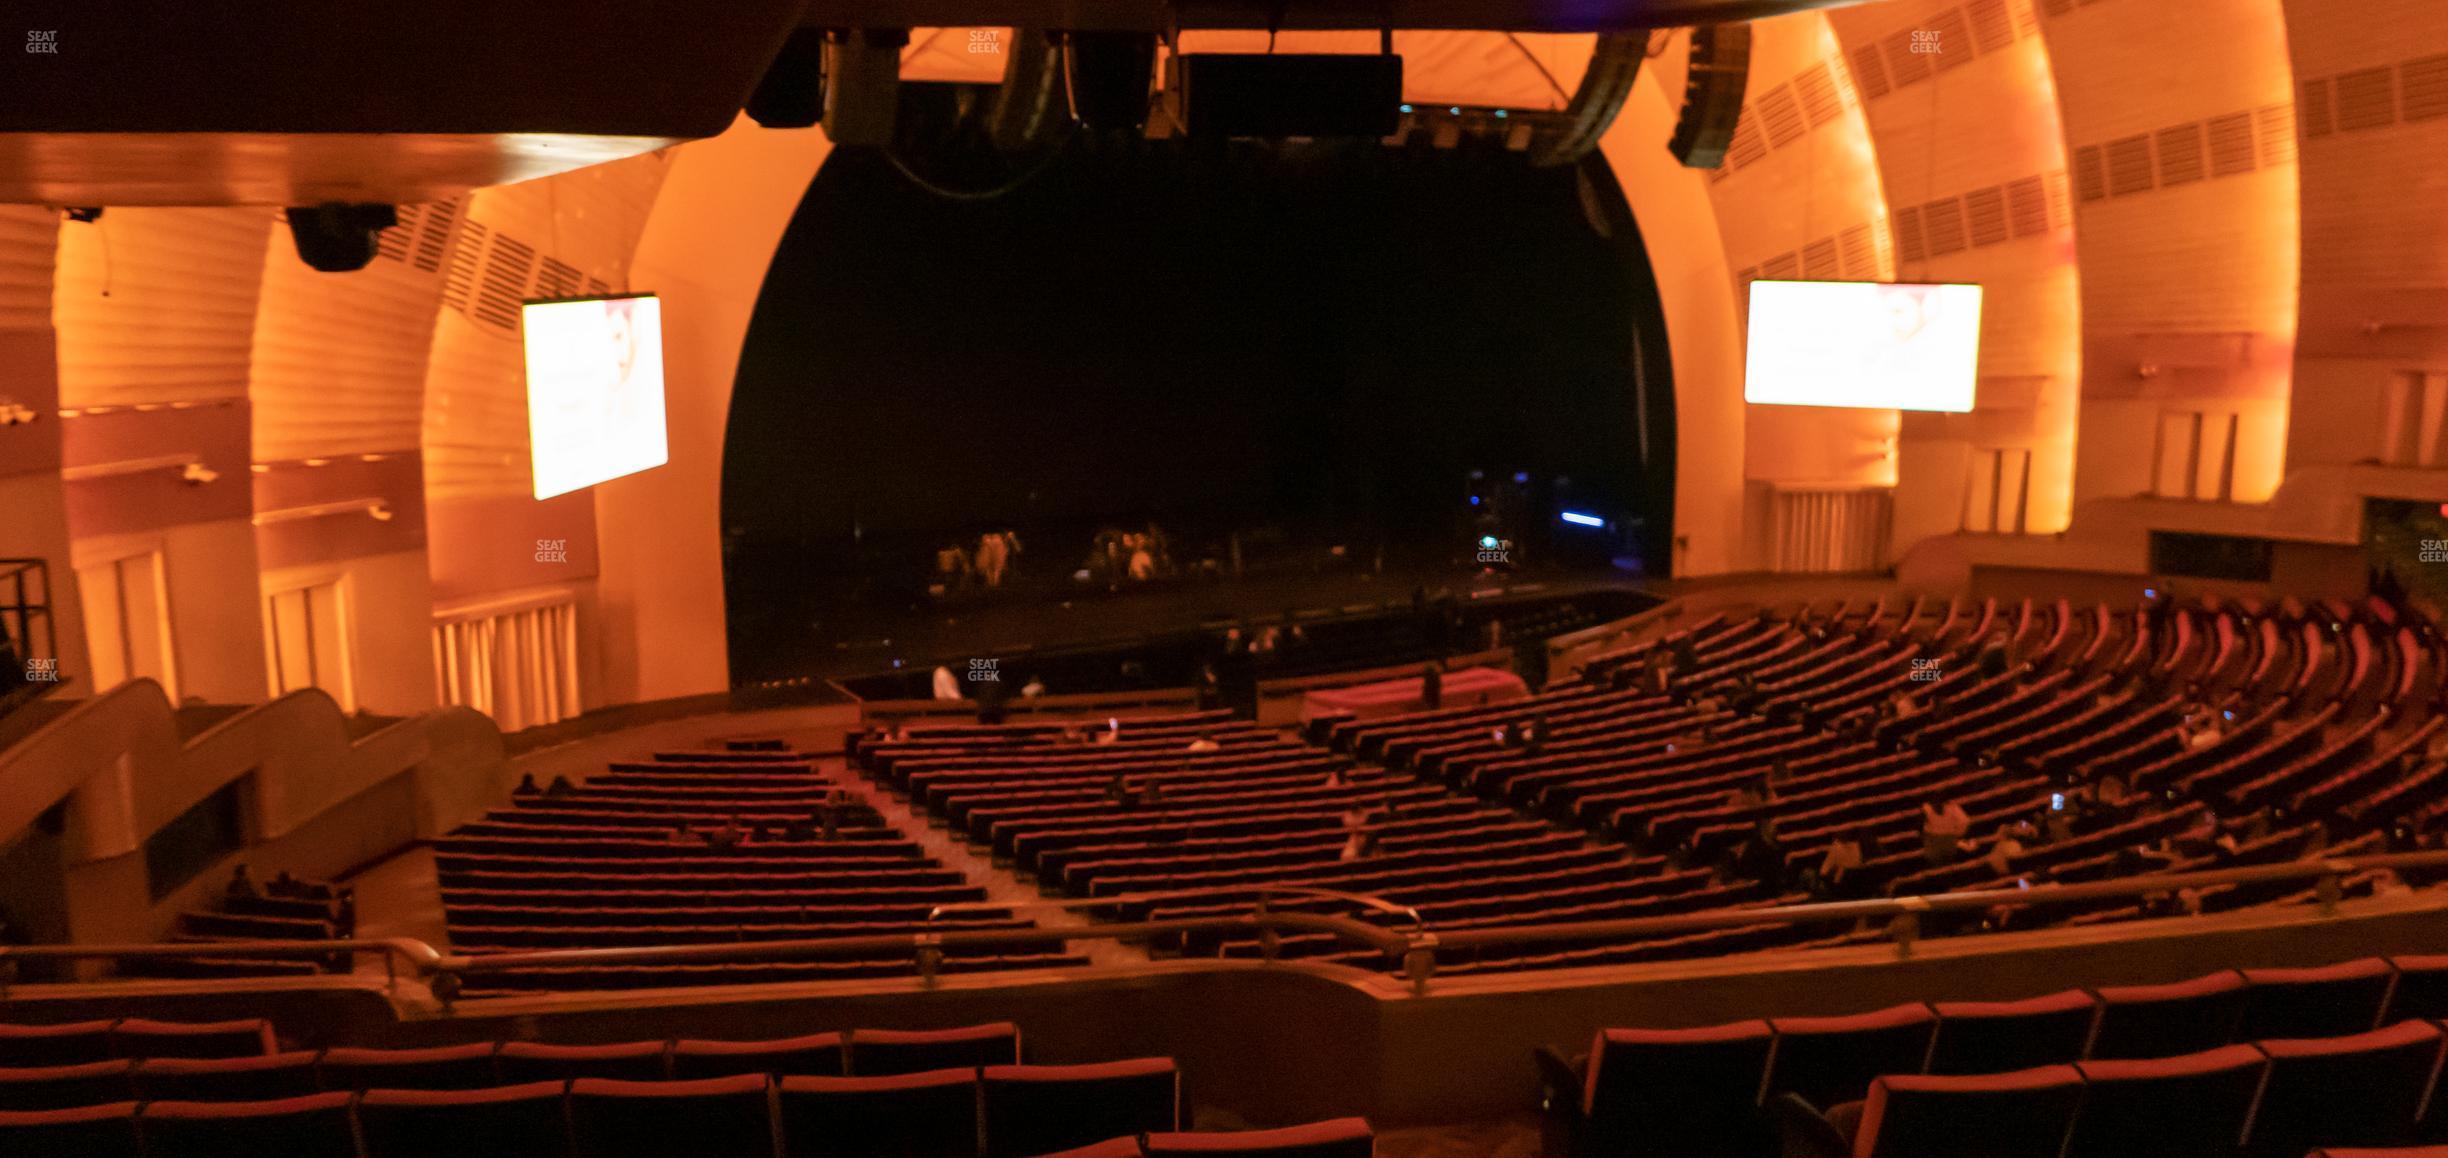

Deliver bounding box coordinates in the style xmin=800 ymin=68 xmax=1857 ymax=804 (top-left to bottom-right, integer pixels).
xmin=1545 ymin=954 xmax=2448 ymax=1157
xmin=0 ymin=1058 xmax=1183 ymax=1158
xmin=0 ymin=1023 xmax=1023 ymax=1106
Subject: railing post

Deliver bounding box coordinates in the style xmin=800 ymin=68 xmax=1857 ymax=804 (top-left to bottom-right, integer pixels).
xmin=430 ymin=969 xmax=460 ymax=1009
xmin=915 ymin=933 xmax=943 ymax=987
xmin=1402 ymin=933 xmax=1439 ymax=995
xmin=2318 ymin=862 xmax=2347 ymax=916
xmin=0 ymin=953 xmax=15 ymax=1000
xmin=1889 ymin=896 xmax=1929 ymax=958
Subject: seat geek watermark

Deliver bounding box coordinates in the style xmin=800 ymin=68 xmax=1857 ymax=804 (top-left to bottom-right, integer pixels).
xmin=25 ymin=658 xmax=59 ymax=683
xmin=968 ymin=658 xmax=1000 ymax=683
xmin=27 ymin=31 xmax=58 ymax=54
xmin=535 ymin=538 xmax=569 ymax=564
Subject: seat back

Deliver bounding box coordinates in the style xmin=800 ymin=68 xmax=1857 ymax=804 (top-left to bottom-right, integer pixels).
xmin=0 ymin=1101 xmax=142 ymax=1158
xmin=1765 ymin=1004 xmax=1938 ymax=1111
xmin=982 ymin=1058 xmax=1180 ymax=1158
xmin=359 ymin=1080 xmax=573 ymax=1158
xmin=134 ymin=1051 xmax=322 ymax=1102
xmin=0 ymin=1059 xmax=136 ymax=1112
xmin=1927 ymin=990 xmax=2098 ymax=1075
xmin=2086 ymin=971 xmax=2248 ymax=1060
xmin=320 ymin=1043 xmax=502 ymax=1091
xmin=569 ymin=1074 xmax=774 ymax=1158
xmin=2237 ymin=958 xmax=2395 ymax=1040
xmin=2384 ymin=955 xmax=2448 ymax=1022
xmin=778 ymin=1068 xmax=981 ymax=1158
xmin=1855 ymin=1065 xmax=2084 ymax=1158
xmin=1143 ymin=1117 xmax=1375 ymax=1156
xmin=111 ymin=1018 xmax=275 ymax=1060
xmin=2064 ymin=1044 xmax=2265 ymax=1158
xmin=1582 ymin=1022 xmax=1776 ymax=1157
xmin=0 ymin=1021 xmax=117 ymax=1068
xmin=850 ymin=1023 xmax=1020 ymax=1076
xmin=671 ymin=1033 xmax=845 ymax=1081
xmin=498 ymin=1041 xmax=669 ymax=1083
xmin=2242 ymin=1021 xmax=2446 ymax=1158
xmin=139 ymin=1091 xmax=360 ymax=1158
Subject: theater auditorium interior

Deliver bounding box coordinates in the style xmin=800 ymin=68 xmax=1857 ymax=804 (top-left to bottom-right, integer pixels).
xmin=11 ymin=0 xmax=2448 ymax=1156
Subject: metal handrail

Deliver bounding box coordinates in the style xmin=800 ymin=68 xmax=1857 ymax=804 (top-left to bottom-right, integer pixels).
xmin=925 ymin=882 xmax=1430 ymax=936
xmin=4 ymin=850 xmax=2442 ymax=1003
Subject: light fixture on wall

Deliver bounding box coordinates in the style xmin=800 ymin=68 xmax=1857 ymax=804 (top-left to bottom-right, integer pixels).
xmin=252 ymin=498 xmax=395 ymax=527
xmin=0 ymin=400 xmax=37 ymax=426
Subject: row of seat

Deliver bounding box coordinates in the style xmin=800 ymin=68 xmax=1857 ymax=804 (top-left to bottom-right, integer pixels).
xmin=1545 ymin=954 xmax=2448 ymax=1157
xmin=0 ymin=1060 xmax=1181 ymax=1158
xmin=1799 ymin=1019 xmax=2448 ymax=1158
xmin=0 ymin=1019 xmax=274 ymax=1068
xmin=0 ymin=1022 xmax=1037 ymax=1109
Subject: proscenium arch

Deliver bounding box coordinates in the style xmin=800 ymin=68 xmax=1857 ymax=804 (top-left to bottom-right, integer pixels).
xmin=602 ymin=42 xmax=1747 ymax=695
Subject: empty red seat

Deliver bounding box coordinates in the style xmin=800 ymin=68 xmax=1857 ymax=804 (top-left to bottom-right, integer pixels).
xmin=850 ymin=1023 xmax=1020 ymax=1076
xmin=0 ymin=1101 xmax=141 ymax=1158
xmin=111 ymin=1019 xmax=275 ymax=1060
xmin=2085 ymin=971 xmax=2247 ymax=1060
xmin=133 ymin=1051 xmax=321 ymax=1103
xmin=671 ymin=1032 xmax=845 ymax=1080
xmin=359 ymin=1080 xmax=571 ymax=1158
xmin=570 ymin=1074 xmax=775 ymax=1158
xmin=139 ymin=1091 xmax=359 ymax=1158
xmin=1926 ymin=990 xmax=2098 ymax=1075
xmin=1144 ymin=1117 xmax=1374 ymax=1156
xmin=2311 ymin=1149 xmax=2448 ymax=1157
xmin=1851 ymin=1065 xmax=2084 ymax=1158
xmin=2237 ymin=958 xmax=2395 ymax=1040
xmin=498 ymin=1040 xmax=669 ymax=1083
xmin=1036 ymin=1141 xmax=1141 ymax=1158
xmin=2242 ymin=1021 xmax=2447 ymax=1158
xmin=318 ymin=1043 xmax=501 ymax=1091
xmin=0 ymin=1021 xmax=117 ymax=1068
xmin=1764 ymin=1003 xmax=1937 ymax=1111
xmin=0 ymin=1059 xmax=135 ymax=1112
xmin=2064 ymin=1043 xmax=2265 ymax=1158
xmin=1565 ymin=1022 xmax=1776 ymax=1158
xmin=778 ymin=1068 xmax=981 ymax=1158
xmin=2386 ymin=955 xmax=2448 ymax=1022
xmin=982 ymin=1058 xmax=1180 ymax=1158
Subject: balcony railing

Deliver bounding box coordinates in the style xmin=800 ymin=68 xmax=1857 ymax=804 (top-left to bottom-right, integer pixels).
xmin=3 ymin=850 xmax=2441 ymax=1005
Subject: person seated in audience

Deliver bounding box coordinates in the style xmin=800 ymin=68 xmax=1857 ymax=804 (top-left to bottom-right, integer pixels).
xmin=1888 ymin=689 xmax=1926 ymax=721
xmin=1727 ymin=670 xmax=1766 ymax=714
xmin=1813 ymin=827 xmax=1870 ymax=898
xmin=1919 ymin=797 xmax=1972 ymax=864
xmin=1020 ymin=674 xmax=1046 ymax=699
xmin=747 ymin=821 xmax=774 ymax=845
xmin=781 ymin=815 xmax=815 ymax=842
xmin=668 ymin=822 xmax=705 ymax=847
xmin=1324 ymin=766 xmax=1348 ymax=788
xmin=1140 ymin=778 xmax=1167 ymax=806
xmin=543 ymin=775 xmax=577 ymax=797
xmin=1186 ymin=730 xmax=1221 ymax=753
xmin=1641 ymin=653 xmax=1675 ymax=695
xmin=1419 ymin=661 xmax=1444 ymax=710
xmin=931 ymin=664 xmax=962 ymax=702
xmin=224 ymin=864 xmax=263 ymax=903
xmin=1982 ymin=819 xmax=2036 ymax=876
xmin=1976 ymin=630 xmax=2014 ymax=676
xmin=2178 ymin=710 xmax=2227 ymax=753
xmin=1092 ymin=721 xmax=1121 ymax=744
xmin=1724 ymin=776 xmax=1772 ymax=812
xmin=1105 ymin=771 xmax=1132 ymax=804
xmin=1663 ymin=722 xmax=1715 ymax=756
xmin=1340 ymin=828 xmax=1383 ymax=863
xmin=512 ymin=773 xmax=542 ymax=798
xmin=1728 ymin=817 xmax=1785 ymax=885
xmin=267 ymin=870 xmax=304 ymax=898
xmin=704 ymin=815 xmax=746 ymax=850
xmin=1057 ymin=723 xmax=1086 ymax=745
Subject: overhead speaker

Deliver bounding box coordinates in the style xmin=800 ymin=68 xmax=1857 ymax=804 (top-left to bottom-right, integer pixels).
xmin=285 ymin=203 xmax=397 ymax=273
xmin=746 ymin=27 xmax=829 ymax=128
xmin=825 ymin=28 xmax=907 ymax=147
xmin=1667 ymin=23 xmax=1752 ymax=169
xmin=1065 ymin=31 xmax=1158 ymax=131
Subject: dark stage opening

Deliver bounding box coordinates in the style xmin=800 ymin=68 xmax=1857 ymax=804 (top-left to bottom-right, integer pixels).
xmin=723 ymin=134 xmax=1673 ymax=685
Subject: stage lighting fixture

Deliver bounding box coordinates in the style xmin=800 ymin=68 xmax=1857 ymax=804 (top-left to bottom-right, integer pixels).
xmin=285 ymin=203 xmax=398 ymax=273
xmin=1066 ymin=30 xmax=1158 ymax=131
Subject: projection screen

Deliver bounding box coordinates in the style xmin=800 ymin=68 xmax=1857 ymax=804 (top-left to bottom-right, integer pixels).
xmin=524 ymin=294 xmax=669 ymax=500
xmin=1743 ymin=281 xmax=1984 ymax=413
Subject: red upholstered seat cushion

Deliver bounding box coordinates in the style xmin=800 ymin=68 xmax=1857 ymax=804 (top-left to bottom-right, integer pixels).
xmin=1932 ymin=989 xmax=2097 ymax=1020
xmin=1146 ymin=1116 xmax=1373 ymax=1152
xmin=1774 ymin=1003 xmax=1937 ymax=1036
xmin=1585 ymin=1020 xmax=1774 ymax=1106
xmin=2259 ymin=1019 xmax=2443 ymax=1059
xmin=2075 ymin=1042 xmax=2265 ymax=1082
xmin=1854 ymin=1065 xmax=2083 ymax=1158
xmin=2242 ymin=957 xmax=2392 ymax=986
xmin=2093 ymin=970 xmax=2246 ymax=1003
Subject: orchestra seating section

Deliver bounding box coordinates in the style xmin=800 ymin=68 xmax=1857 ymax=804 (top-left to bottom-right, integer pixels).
xmin=852 ymin=593 xmax=2448 ymax=973
xmin=0 ymin=1016 xmax=1368 ymax=1158
xmin=1543 ymin=952 xmax=2448 ymax=1158
xmin=125 ymin=876 xmax=356 ymax=981
xmin=434 ymin=740 xmax=1083 ymax=991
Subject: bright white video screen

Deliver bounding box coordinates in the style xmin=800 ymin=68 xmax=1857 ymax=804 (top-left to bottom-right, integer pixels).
xmin=1744 ymin=281 xmax=1984 ymax=413
xmin=524 ymin=294 xmax=668 ymax=500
